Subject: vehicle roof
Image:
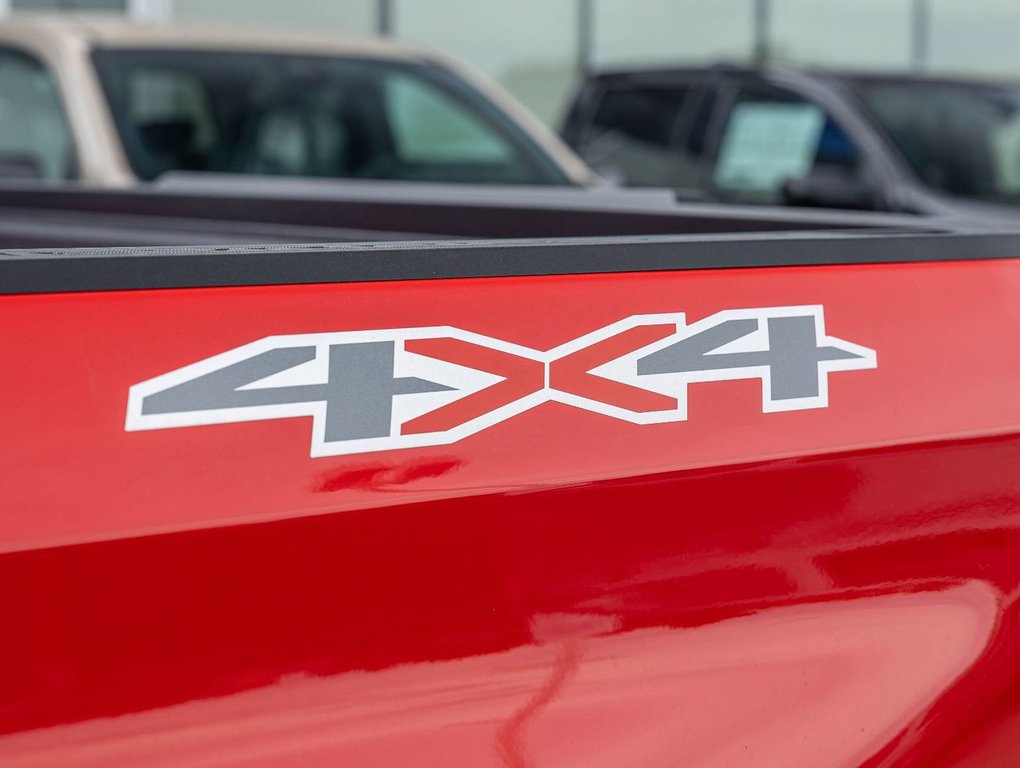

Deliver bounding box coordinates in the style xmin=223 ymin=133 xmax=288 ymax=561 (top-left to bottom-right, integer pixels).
xmin=586 ymin=63 xmax=1020 ymax=91
xmin=0 ymin=13 xmax=431 ymax=61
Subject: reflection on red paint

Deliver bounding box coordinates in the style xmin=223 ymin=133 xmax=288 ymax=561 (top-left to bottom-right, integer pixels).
xmin=314 ymin=457 xmax=463 ymax=493
xmin=0 ymin=584 xmax=995 ymax=768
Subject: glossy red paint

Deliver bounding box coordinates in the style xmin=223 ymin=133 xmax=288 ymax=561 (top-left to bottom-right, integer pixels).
xmin=3 ymin=260 xmax=1020 ymax=766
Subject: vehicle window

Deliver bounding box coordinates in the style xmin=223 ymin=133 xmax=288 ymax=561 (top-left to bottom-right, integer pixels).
xmin=576 ymin=84 xmax=706 ymax=187
xmin=712 ymin=86 xmax=860 ymax=202
xmin=385 ymin=73 xmax=512 ymax=163
xmin=857 ymin=81 xmax=1020 ymax=203
xmin=91 ymin=50 xmax=568 ymax=185
xmin=118 ymin=68 xmax=217 ymax=179
xmin=0 ymin=49 xmax=74 ymax=182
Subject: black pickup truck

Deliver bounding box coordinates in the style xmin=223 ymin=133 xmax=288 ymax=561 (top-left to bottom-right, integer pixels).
xmin=562 ymin=65 xmax=1020 ymax=219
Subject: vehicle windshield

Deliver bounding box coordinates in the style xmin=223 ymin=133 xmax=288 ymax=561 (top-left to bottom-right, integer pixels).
xmin=855 ymin=79 xmax=1020 ymax=204
xmin=91 ymin=49 xmax=569 ymax=185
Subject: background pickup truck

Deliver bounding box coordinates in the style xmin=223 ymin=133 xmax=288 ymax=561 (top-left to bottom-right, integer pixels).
xmin=562 ymin=64 xmax=1020 ymax=219
xmin=0 ymin=15 xmax=592 ymax=187
xmin=2 ymin=193 xmax=1020 ymax=767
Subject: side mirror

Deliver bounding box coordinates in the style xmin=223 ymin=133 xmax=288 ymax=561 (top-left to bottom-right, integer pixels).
xmin=782 ymin=168 xmax=880 ymax=211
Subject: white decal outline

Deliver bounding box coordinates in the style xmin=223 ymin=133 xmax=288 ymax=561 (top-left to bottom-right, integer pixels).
xmin=126 ymin=306 xmax=877 ymax=457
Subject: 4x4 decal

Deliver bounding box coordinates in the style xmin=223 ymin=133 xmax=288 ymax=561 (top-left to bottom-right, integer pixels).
xmin=126 ymin=305 xmax=877 ymax=456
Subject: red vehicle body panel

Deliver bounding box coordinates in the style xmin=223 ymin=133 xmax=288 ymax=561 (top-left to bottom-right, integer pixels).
xmin=3 ymin=259 xmax=1020 ymax=766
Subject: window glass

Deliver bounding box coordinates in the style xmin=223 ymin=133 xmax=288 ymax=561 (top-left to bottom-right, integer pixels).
xmin=120 ymin=68 xmax=217 ymax=178
xmin=576 ymin=84 xmax=715 ymax=187
xmin=857 ymin=80 xmax=1020 ymax=202
xmin=711 ymin=86 xmax=859 ymax=201
xmin=92 ymin=50 xmax=568 ymax=185
xmin=0 ymin=49 xmax=74 ymax=182
xmin=715 ymin=102 xmax=826 ymax=192
xmin=385 ymin=73 xmax=512 ymax=163
xmin=592 ymin=87 xmax=690 ymax=148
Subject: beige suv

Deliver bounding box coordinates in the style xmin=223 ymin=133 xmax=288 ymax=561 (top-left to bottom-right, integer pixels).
xmin=0 ymin=15 xmax=593 ymax=187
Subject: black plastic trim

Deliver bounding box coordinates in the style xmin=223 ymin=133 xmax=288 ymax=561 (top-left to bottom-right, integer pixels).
xmin=3 ymin=230 xmax=1020 ymax=295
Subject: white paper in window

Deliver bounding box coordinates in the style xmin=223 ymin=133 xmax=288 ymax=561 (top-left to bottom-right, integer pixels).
xmin=714 ymin=102 xmax=826 ymax=192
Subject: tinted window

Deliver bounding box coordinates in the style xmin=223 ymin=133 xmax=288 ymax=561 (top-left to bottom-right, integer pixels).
xmin=712 ymin=85 xmax=860 ymax=202
xmin=575 ymin=84 xmax=711 ymax=187
xmin=857 ymin=80 xmax=1020 ymax=203
xmin=0 ymin=49 xmax=74 ymax=182
xmin=91 ymin=50 xmax=569 ymax=185
xmin=592 ymin=86 xmax=689 ymax=147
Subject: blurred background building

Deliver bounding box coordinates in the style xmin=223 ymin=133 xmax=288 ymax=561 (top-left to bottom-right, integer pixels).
xmin=3 ymin=0 xmax=1019 ymax=127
